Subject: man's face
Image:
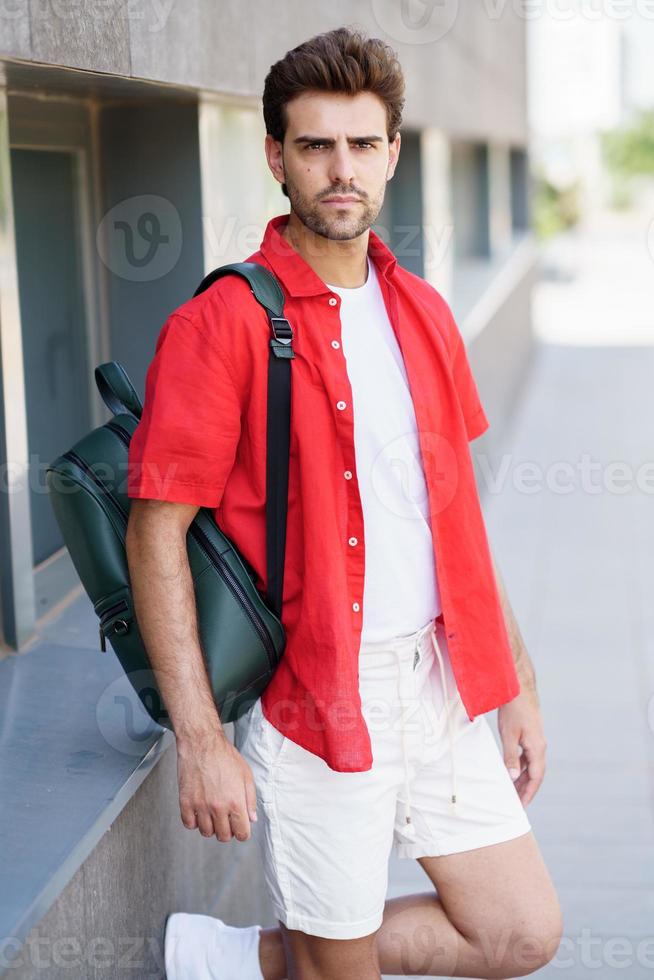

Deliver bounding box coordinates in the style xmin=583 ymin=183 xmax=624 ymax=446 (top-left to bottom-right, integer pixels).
xmin=266 ymin=90 xmax=400 ymax=242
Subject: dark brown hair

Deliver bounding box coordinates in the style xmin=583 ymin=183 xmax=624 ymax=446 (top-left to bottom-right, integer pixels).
xmin=263 ymin=26 xmax=405 ymax=195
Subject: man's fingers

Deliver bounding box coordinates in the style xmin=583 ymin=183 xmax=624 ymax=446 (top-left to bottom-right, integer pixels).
xmin=245 ymin=773 xmax=258 ymax=823
xmin=211 ymin=807 xmax=235 ymax=842
xmin=207 ymin=797 xmax=253 ymax=842
xmin=197 ymin=808 xmax=217 ymax=838
xmin=501 ymin=732 xmax=523 ymax=780
xmin=180 ymin=800 xmax=199 ymax=830
xmin=229 ymin=806 xmax=253 ymax=842
xmin=179 ymin=747 xmax=258 ymax=841
xmin=515 ymin=742 xmax=546 ymax=806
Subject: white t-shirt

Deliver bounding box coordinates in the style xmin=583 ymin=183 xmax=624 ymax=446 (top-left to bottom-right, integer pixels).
xmin=325 ymin=255 xmax=442 ymax=642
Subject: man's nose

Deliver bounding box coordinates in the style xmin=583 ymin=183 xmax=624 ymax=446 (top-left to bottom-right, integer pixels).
xmin=327 ymin=143 xmax=356 ymax=187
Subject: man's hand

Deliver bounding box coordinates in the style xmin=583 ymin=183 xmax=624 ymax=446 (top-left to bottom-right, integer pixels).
xmin=497 ymin=685 xmax=547 ymax=807
xmin=176 ymin=730 xmax=258 ymax=842
xmin=488 ymin=544 xmax=547 ymax=806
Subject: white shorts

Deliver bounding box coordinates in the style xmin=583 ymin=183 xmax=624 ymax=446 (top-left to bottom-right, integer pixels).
xmin=233 ymin=617 xmax=531 ymax=940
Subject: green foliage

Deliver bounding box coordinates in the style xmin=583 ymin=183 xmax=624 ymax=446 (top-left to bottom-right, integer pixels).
xmin=601 ymin=110 xmax=654 ymax=177
xmin=531 ymin=171 xmax=581 ymax=241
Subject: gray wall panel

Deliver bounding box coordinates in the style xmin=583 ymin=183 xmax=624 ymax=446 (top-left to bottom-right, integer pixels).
xmin=4 ymin=743 xmax=274 ymax=980
xmin=27 ymin=0 xmax=131 ymax=75
xmin=0 ymin=2 xmax=527 ymax=145
xmin=99 ymin=100 xmax=204 ymax=397
xmin=129 ymin=0 xmax=251 ymax=95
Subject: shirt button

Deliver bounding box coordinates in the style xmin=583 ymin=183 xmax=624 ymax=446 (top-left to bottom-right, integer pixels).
xmin=336 ymin=400 xmax=347 ymax=410
xmin=331 ymin=340 xmax=340 ymax=349
xmin=328 ymin=297 xmax=338 ymax=306
xmin=344 ymin=470 xmax=352 ymax=479
xmin=352 ymin=602 xmax=360 ymax=612
xmin=348 ymin=537 xmax=358 ymax=546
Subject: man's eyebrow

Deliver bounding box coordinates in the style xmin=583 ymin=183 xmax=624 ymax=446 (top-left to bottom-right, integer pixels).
xmin=292 ymin=135 xmax=385 ymax=145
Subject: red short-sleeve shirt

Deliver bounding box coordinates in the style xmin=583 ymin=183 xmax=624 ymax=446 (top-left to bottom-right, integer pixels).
xmin=128 ymin=213 xmax=520 ymax=772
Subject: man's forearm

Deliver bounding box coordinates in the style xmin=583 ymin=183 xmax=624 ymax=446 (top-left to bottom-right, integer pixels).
xmin=490 ymin=548 xmax=538 ymax=698
xmin=126 ymin=515 xmax=225 ymax=743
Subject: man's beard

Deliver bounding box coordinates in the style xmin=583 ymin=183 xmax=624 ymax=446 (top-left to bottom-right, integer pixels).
xmin=284 ymin=175 xmax=385 ymax=242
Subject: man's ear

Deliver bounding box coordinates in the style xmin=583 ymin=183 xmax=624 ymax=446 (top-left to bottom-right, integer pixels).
xmin=264 ymin=133 xmax=286 ymax=189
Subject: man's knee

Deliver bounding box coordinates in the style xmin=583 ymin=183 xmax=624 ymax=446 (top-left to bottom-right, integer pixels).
xmin=472 ymin=900 xmax=564 ymax=978
xmin=279 ymin=921 xmax=381 ymax=979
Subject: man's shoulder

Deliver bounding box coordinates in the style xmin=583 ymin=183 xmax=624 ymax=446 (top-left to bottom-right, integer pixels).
xmin=393 ymin=263 xmax=449 ymax=309
xmin=391 ymin=264 xmax=456 ymax=346
xmin=168 ymin=250 xmax=272 ymax=325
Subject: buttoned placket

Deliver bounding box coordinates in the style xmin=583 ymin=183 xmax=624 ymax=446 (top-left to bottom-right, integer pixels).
xmin=325 ymin=291 xmax=364 ymax=621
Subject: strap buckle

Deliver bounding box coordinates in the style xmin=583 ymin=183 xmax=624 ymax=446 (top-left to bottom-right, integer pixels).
xmin=270 ymin=316 xmax=293 ymax=345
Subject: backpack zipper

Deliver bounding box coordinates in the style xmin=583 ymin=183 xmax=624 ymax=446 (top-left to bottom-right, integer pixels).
xmin=98 ymin=598 xmax=130 ymax=652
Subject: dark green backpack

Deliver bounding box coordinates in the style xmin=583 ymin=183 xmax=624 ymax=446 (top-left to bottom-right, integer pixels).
xmin=46 ymin=262 xmax=294 ymax=731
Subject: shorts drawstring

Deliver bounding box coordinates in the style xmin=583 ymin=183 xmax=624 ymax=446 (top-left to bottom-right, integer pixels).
xmin=396 ymin=623 xmax=458 ymax=842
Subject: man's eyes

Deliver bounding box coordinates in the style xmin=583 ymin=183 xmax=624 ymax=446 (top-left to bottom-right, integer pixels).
xmin=305 ymin=142 xmax=373 ymax=151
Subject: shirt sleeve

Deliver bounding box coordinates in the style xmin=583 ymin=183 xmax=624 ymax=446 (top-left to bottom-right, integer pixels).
xmin=127 ymin=310 xmax=242 ymax=508
xmin=447 ymin=308 xmax=490 ymax=442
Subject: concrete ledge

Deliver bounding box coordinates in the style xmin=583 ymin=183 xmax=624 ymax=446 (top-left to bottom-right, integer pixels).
xmin=0 ymin=594 xmax=273 ymax=978
xmin=0 ymin=626 xmax=172 ymax=972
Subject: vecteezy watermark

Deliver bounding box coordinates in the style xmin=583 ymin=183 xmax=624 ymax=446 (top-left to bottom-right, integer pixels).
xmin=202 ymin=215 xmax=454 ymax=272
xmin=95 ymin=673 xmax=455 ymax=756
xmin=7 ymin=450 xmax=654 ymax=501
xmin=96 ymin=670 xmax=170 ymax=757
xmin=482 ymin=0 xmax=654 ymax=19
xmin=0 ymin=930 xmax=165 ymax=973
xmin=385 ymin=921 xmax=654 ymax=976
xmin=476 ymin=452 xmax=654 ymax=496
xmin=369 ymin=0 xmax=460 ymax=45
xmin=96 ymin=195 xmax=182 ymax=282
xmin=370 ymin=432 xmax=460 ymax=519
xmin=0 ymin=0 xmax=178 ymax=33
xmin=10 ymin=456 xmax=181 ymax=498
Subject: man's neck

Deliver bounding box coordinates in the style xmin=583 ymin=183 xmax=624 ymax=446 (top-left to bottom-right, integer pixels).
xmin=281 ymin=210 xmax=370 ymax=288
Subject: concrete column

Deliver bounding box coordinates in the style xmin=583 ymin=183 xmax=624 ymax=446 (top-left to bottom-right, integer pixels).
xmin=198 ymin=94 xmax=283 ymax=272
xmin=420 ymin=128 xmax=454 ymax=302
xmin=0 ymin=73 xmax=37 ymax=650
xmin=488 ymin=144 xmax=513 ymax=258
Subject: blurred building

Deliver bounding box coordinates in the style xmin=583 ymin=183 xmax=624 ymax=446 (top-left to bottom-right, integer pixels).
xmin=528 ymin=9 xmax=654 ymax=212
xmin=0 ymin=4 xmax=536 ymax=975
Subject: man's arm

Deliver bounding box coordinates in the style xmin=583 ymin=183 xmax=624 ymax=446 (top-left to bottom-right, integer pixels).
xmin=489 ymin=545 xmax=547 ymax=806
xmin=489 ymin=548 xmax=539 ymax=704
xmin=126 ymin=498 xmax=258 ymax=842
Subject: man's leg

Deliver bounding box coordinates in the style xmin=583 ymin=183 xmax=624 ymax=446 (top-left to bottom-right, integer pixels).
xmin=379 ymin=829 xmax=562 ymax=977
xmin=258 ymin=830 xmax=562 ymax=979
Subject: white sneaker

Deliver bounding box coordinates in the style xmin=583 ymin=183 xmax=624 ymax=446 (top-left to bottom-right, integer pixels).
xmin=165 ymin=912 xmax=264 ymax=980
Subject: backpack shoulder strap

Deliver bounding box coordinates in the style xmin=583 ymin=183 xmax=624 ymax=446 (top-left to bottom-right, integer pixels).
xmin=193 ymin=261 xmax=284 ymax=314
xmin=194 ymin=261 xmax=294 ymax=364
xmin=195 ymin=262 xmax=293 ymax=618
xmin=194 ymin=261 xmax=294 ymax=617
xmin=96 ymin=260 xmax=294 ymax=621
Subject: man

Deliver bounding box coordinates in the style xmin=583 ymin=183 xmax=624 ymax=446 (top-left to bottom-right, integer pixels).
xmin=127 ymin=26 xmax=563 ymax=980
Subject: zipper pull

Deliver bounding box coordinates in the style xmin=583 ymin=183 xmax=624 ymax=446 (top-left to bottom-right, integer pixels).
xmin=99 ymin=624 xmax=106 ymax=652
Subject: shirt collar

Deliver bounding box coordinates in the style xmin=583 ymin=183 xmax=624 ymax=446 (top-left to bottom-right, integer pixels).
xmin=259 ymin=212 xmax=398 ymax=298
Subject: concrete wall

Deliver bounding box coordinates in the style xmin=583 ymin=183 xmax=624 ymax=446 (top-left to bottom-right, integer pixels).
xmin=0 ymin=2 xmax=527 ymax=143
xmin=99 ymin=100 xmax=205 ymax=395
xmin=4 ymin=739 xmax=273 ymax=980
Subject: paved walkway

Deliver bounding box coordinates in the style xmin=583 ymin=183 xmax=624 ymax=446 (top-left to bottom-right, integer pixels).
xmin=384 ymin=207 xmax=654 ymax=978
